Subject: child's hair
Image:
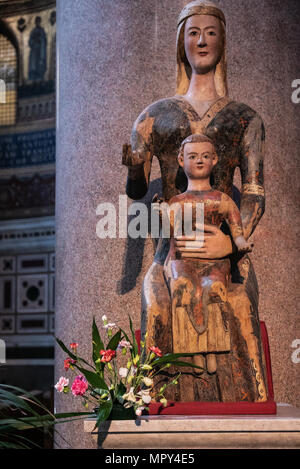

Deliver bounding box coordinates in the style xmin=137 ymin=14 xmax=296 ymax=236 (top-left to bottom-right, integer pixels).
xmin=178 ymin=133 xmax=216 ymax=160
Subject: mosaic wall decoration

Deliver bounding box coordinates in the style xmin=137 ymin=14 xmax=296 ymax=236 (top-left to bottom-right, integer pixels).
xmin=0 ymin=128 xmax=55 ymax=168
xmin=0 ymin=4 xmax=56 ymax=220
xmin=0 ymin=252 xmax=55 ymax=335
xmin=0 ymin=315 xmax=15 ymax=334
xmin=0 ymin=275 xmax=15 ymax=313
xmin=0 ymin=32 xmax=17 ymax=125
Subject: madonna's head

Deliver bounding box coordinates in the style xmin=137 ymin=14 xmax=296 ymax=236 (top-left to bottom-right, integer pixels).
xmin=176 ymin=0 xmax=228 ymax=97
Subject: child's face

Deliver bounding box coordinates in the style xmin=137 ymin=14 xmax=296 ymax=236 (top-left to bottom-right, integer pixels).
xmin=179 ymin=141 xmax=218 ymax=180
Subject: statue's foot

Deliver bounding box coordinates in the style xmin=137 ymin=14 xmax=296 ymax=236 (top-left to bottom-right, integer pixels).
xmin=206 ymin=353 xmax=217 ymax=374
xmin=193 ymin=354 xmax=206 ymax=370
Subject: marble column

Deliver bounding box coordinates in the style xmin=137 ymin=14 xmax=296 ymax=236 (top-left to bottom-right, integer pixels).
xmin=56 ymin=0 xmax=300 ymax=448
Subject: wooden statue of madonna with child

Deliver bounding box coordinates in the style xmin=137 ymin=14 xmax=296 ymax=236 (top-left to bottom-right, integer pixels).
xmin=122 ymin=0 xmax=269 ymax=404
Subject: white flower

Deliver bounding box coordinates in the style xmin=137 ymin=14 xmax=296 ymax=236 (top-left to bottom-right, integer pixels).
xmin=119 ymin=367 xmax=129 ymax=378
xmin=103 ymin=323 xmax=117 ymax=330
xmin=102 ymin=315 xmax=107 ymax=322
xmin=138 ymin=389 xmax=152 ymax=404
xmin=55 ymin=377 xmax=69 ymax=393
xmin=142 ymin=394 xmax=152 ymax=404
xmin=142 ymin=377 xmax=153 ymax=387
xmin=129 ymin=366 xmax=137 ymax=376
xmin=135 ymin=406 xmax=145 ymax=416
xmin=127 ymin=366 xmax=137 ymax=385
xmin=123 ymin=386 xmax=136 ymax=403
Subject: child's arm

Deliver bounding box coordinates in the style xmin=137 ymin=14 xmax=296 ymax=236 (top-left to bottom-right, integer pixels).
xmin=220 ymin=193 xmax=254 ymax=253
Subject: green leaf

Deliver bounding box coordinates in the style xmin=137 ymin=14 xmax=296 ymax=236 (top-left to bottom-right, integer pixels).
xmin=91 ymin=388 xmax=109 ymax=398
xmin=0 ymin=432 xmax=42 ymax=449
xmin=129 ymin=315 xmax=138 ymax=355
xmin=76 ymin=366 xmax=108 ymax=390
xmin=0 ymin=388 xmax=49 ymax=419
xmin=0 ymin=412 xmax=94 ymax=434
xmin=107 ymin=330 xmax=122 ymax=351
xmin=0 ymin=383 xmax=94 ymax=449
xmin=0 ymin=415 xmax=54 ymax=432
xmin=94 ymin=400 xmax=113 ymax=429
xmin=152 ymin=352 xmax=199 ymax=365
xmin=116 ymin=382 xmax=126 ymax=398
xmin=0 ymin=395 xmax=38 ymax=417
xmin=55 ymin=337 xmax=95 ymax=370
xmin=156 ymin=359 xmax=204 ymax=371
xmin=92 ymin=317 xmax=104 ymax=365
xmin=119 ymin=328 xmax=134 ymax=349
xmin=119 ymin=328 xmax=131 ymax=343
xmin=53 ymin=411 xmax=94 ymax=419
xmin=114 ymin=382 xmax=126 ymax=405
xmin=55 ymin=337 xmax=77 ymax=360
xmin=0 ymin=440 xmax=30 ymax=449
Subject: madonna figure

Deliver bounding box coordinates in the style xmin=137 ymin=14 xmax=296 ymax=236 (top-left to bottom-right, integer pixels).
xmin=123 ymin=0 xmax=268 ymax=402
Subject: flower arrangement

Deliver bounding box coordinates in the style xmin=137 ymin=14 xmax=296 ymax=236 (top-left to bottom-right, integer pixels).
xmin=55 ymin=316 xmax=203 ymax=428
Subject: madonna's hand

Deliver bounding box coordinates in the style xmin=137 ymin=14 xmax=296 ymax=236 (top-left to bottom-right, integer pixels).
xmin=174 ymin=224 xmax=233 ymax=259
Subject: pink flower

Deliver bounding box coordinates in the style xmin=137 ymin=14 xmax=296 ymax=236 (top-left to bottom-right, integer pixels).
xmin=100 ymin=349 xmax=116 ymax=363
xmin=135 ymin=406 xmax=145 ymax=416
xmin=55 ymin=377 xmax=69 ymax=393
xmin=149 ymin=346 xmax=163 ymax=357
xmin=71 ymin=375 xmax=88 ymax=396
xmin=102 ymin=323 xmax=117 ymax=330
xmin=117 ymin=340 xmax=132 ymax=351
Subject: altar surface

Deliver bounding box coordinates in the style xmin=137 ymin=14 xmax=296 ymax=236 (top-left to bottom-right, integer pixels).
xmin=84 ymin=404 xmax=300 ymax=449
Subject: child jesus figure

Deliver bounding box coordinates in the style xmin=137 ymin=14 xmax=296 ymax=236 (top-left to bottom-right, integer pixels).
xmin=161 ymin=133 xmax=253 ymax=374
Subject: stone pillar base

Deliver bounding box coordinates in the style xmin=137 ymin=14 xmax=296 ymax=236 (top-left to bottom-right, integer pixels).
xmin=84 ymin=404 xmax=300 ymax=449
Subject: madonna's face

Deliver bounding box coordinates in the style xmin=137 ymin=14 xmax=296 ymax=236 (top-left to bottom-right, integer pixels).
xmin=184 ymin=14 xmax=223 ymax=74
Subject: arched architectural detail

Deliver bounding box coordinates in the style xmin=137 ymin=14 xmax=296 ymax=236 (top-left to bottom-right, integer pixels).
xmin=0 ymin=20 xmax=19 ymax=125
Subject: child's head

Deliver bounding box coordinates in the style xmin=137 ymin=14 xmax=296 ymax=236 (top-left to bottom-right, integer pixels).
xmin=178 ymin=134 xmax=218 ymax=180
